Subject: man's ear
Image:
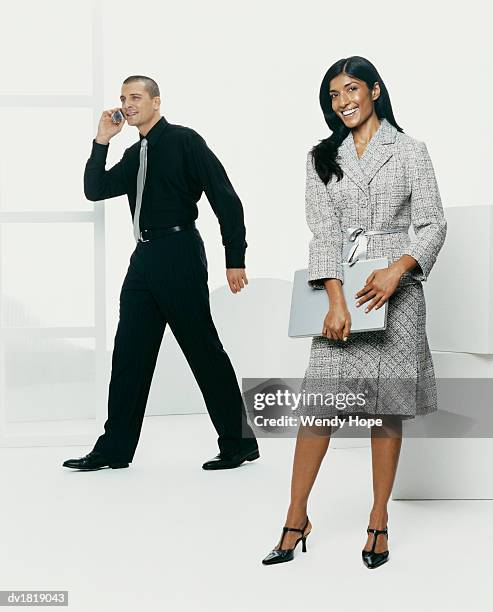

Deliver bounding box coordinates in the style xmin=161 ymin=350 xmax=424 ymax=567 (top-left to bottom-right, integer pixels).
xmin=154 ymin=96 xmax=161 ymax=110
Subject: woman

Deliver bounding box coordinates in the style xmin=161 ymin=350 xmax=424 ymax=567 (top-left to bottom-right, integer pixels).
xmin=262 ymin=56 xmax=447 ymax=569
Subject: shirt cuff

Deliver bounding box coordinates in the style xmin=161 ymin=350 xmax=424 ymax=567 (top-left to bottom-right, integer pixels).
xmin=90 ymin=139 xmax=110 ymax=162
xmin=225 ymin=246 xmax=246 ymax=269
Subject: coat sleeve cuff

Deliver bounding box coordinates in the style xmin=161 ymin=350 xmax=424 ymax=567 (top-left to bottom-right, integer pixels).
xmin=401 ymin=246 xmax=429 ymax=282
xmin=307 ymin=265 xmax=344 ymax=288
xmin=307 ymin=242 xmax=344 ymax=288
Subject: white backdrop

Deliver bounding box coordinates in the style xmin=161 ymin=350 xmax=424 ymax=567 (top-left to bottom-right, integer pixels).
xmin=0 ymin=0 xmax=492 ymax=441
xmin=104 ymin=0 xmax=492 ymax=318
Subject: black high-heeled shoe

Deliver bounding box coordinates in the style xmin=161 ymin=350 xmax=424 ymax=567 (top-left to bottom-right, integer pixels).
xmin=262 ymin=517 xmax=311 ymax=565
xmin=362 ymin=526 xmax=389 ymax=569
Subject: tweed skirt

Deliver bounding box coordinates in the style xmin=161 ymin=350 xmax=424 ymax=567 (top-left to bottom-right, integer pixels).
xmin=298 ymin=281 xmax=437 ymax=420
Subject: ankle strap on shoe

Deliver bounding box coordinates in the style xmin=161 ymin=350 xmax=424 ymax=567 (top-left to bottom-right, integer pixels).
xmin=367 ymin=527 xmax=388 ymax=535
xmin=283 ymin=516 xmax=309 ymax=534
xmin=279 ymin=517 xmax=309 ymax=549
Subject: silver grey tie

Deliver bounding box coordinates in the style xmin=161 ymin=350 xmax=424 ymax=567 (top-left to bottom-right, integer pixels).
xmin=133 ymin=138 xmax=148 ymax=242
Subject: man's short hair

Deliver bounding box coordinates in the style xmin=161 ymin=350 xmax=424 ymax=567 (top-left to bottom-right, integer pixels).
xmin=122 ymin=75 xmax=160 ymax=99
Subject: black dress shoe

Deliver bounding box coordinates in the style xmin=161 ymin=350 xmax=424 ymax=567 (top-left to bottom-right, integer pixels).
xmin=262 ymin=517 xmax=311 ymax=565
xmin=362 ymin=526 xmax=389 ymax=569
xmin=202 ymin=446 xmax=260 ymax=470
xmin=62 ymin=450 xmax=129 ymax=471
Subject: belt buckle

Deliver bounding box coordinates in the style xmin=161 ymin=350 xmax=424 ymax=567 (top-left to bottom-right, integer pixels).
xmin=139 ymin=230 xmax=150 ymax=243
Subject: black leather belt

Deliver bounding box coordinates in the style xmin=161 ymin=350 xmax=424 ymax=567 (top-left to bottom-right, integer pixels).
xmin=138 ymin=222 xmax=196 ymax=242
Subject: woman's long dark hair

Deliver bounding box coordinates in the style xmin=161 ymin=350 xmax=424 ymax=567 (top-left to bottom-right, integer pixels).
xmin=312 ymin=56 xmax=404 ymax=185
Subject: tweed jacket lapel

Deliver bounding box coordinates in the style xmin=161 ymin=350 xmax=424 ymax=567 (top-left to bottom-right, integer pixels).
xmin=336 ymin=117 xmax=397 ymax=198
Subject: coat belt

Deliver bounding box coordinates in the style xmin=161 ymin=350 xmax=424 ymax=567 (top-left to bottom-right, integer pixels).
xmin=345 ymin=226 xmax=409 ymax=266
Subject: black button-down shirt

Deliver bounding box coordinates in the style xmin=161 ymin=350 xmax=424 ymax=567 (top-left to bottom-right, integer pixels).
xmin=83 ymin=116 xmax=247 ymax=268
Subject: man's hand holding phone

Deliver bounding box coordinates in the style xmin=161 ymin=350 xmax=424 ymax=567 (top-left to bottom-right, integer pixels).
xmin=95 ymin=108 xmax=126 ymax=145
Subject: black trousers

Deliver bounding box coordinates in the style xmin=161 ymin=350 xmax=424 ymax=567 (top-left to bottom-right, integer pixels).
xmin=92 ymin=227 xmax=257 ymax=463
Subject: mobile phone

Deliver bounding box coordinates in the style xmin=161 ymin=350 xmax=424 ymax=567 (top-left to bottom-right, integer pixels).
xmin=111 ymin=109 xmax=123 ymax=124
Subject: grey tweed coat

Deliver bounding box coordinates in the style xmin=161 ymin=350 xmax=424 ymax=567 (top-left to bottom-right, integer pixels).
xmin=301 ymin=118 xmax=447 ymax=419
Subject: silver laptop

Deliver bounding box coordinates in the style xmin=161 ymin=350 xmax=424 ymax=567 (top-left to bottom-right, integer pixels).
xmin=288 ymin=258 xmax=388 ymax=338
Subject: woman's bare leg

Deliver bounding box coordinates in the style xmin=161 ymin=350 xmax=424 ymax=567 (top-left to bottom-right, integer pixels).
xmin=274 ymin=425 xmax=332 ymax=549
xmin=363 ymin=415 xmax=403 ymax=553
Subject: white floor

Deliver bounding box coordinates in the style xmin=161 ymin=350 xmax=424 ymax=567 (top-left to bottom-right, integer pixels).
xmin=0 ymin=414 xmax=491 ymax=612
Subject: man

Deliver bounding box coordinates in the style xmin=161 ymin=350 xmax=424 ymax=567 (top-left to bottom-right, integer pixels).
xmin=63 ymin=75 xmax=259 ymax=471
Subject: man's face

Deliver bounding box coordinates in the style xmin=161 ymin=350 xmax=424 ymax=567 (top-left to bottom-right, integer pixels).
xmin=119 ymin=81 xmax=159 ymax=127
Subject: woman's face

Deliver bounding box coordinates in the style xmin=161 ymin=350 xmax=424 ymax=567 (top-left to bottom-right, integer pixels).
xmin=329 ymin=73 xmax=379 ymax=128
